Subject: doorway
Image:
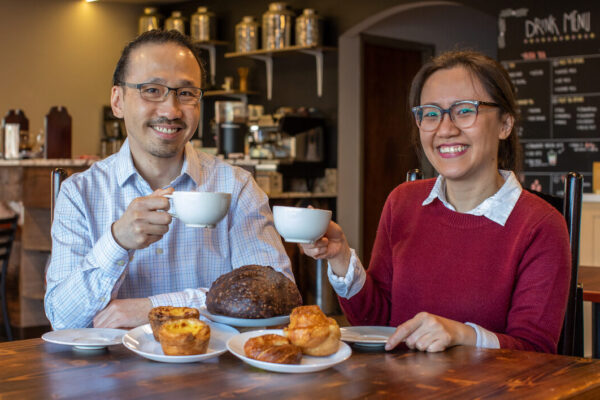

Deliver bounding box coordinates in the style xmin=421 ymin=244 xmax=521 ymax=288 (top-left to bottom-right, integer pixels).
xmin=361 ymin=36 xmax=432 ymax=266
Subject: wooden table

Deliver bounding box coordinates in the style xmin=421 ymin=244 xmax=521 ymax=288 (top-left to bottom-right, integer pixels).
xmin=579 ymin=266 xmax=600 ymax=358
xmin=2 ymin=339 xmax=600 ymax=399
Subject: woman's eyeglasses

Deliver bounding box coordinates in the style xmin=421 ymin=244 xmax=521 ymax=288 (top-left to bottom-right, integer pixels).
xmin=411 ymin=100 xmax=499 ymax=132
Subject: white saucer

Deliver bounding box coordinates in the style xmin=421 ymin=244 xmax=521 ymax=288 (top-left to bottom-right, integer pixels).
xmin=199 ymin=306 xmax=290 ymax=328
xmin=340 ymin=326 xmax=396 ymax=348
xmin=42 ymin=328 xmax=127 ymax=350
xmin=122 ymin=322 xmax=239 ymax=363
xmin=227 ymin=329 xmax=352 ymax=373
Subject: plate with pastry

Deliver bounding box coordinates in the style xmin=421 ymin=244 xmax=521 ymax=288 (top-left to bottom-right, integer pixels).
xmin=42 ymin=328 xmax=127 ymax=350
xmin=122 ymin=319 xmax=239 ymax=363
xmin=340 ymin=326 xmax=396 ymax=349
xmin=226 ymin=329 xmax=351 ymax=373
xmin=202 ymin=265 xmax=303 ymax=327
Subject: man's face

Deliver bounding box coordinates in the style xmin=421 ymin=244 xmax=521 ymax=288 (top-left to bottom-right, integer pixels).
xmin=110 ymin=42 xmax=202 ymax=160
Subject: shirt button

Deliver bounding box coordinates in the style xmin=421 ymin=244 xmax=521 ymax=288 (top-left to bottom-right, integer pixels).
xmin=117 ymin=260 xmax=125 ymax=266
xmin=156 ymin=248 xmax=164 ymax=255
xmin=129 ymin=255 xmax=134 ymax=261
xmin=100 ymin=297 xmax=106 ymax=302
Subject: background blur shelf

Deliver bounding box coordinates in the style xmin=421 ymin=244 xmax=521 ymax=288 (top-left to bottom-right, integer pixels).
xmin=194 ymin=40 xmax=229 ymax=87
xmin=225 ymin=45 xmax=337 ymax=100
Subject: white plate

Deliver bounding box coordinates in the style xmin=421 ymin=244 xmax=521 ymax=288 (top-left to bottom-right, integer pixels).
xmin=226 ymin=329 xmax=352 ymax=373
xmin=199 ymin=306 xmax=290 ymax=328
xmin=42 ymin=328 xmax=127 ymax=350
xmin=340 ymin=326 xmax=396 ymax=348
xmin=122 ymin=322 xmax=239 ymax=363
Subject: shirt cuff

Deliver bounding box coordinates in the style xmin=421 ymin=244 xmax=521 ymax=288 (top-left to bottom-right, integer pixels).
xmin=90 ymin=229 xmax=132 ymax=280
xmin=327 ymin=248 xmax=366 ymax=299
xmin=149 ymin=288 xmax=208 ymax=310
xmin=465 ymin=322 xmax=500 ymax=349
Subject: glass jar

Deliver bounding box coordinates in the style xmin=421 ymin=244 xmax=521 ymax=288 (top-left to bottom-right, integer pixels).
xmin=235 ymin=16 xmax=259 ymax=53
xmin=190 ymin=7 xmax=216 ymax=42
xmin=138 ymin=7 xmax=159 ymax=35
xmin=262 ymin=2 xmax=294 ymax=50
xmin=165 ymin=11 xmax=185 ymax=34
xmin=295 ymin=9 xmax=322 ymax=46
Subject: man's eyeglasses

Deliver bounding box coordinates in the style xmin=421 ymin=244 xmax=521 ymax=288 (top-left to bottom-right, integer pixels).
xmin=119 ymin=82 xmax=204 ymax=105
xmin=411 ymin=100 xmax=499 ymax=132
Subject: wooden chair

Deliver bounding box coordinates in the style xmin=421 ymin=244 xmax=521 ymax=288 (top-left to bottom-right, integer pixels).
xmin=406 ymin=169 xmax=584 ymax=356
xmin=51 ymin=168 xmax=68 ymax=224
xmin=0 ymin=215 xmax=19 ymax=341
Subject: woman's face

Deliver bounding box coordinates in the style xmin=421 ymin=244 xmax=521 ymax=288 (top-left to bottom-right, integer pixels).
xmin=418 ymin=66 xmax=513 ymax=185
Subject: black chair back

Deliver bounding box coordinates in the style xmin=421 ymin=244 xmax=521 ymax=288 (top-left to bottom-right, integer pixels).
xmin=51 ymin=168 xmax=68 ymax=225
xmin=0 ymin=215 xmax=19 ymax=341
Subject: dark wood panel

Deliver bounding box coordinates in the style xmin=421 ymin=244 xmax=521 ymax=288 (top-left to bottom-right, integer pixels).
xmin=2 ymin=339 xmax=600 ymax=399
xmin=362 ymin=40 xmax=422 ymax=266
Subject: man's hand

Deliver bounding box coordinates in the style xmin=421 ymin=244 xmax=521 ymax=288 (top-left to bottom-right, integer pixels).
xmin=93 ymin=298 xmax=153 ymax=329
xmin=385 ymin=312 xmax=477 ymax=352
xmin=112 ymin=187 xmax=174 ymax=250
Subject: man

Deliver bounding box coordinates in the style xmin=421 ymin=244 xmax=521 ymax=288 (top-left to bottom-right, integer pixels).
xmin=44 ymin=30 xmax=292 ymax=329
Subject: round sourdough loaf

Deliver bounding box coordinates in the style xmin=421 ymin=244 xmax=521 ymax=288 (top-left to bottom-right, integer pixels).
xmin=206 ymin=265 xmax=302 ymax=318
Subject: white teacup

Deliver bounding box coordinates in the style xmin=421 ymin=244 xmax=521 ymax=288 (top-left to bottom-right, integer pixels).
xmin=273 ymin=206 xmax=332 ymax=243
xmin=165 ymin=191 xmax=231 ymax=228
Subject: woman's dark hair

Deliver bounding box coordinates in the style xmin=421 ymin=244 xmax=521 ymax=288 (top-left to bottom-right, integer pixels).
xmin=112 ymin=29 xmax=206 ymax=88
xmin=408 ymin=50 xmax=522 ymax=173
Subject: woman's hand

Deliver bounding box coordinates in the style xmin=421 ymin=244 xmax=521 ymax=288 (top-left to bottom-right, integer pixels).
xmin=299 ymin=221 xmax=352 ymax=277
xmin=385 ymin=312 xmax=476 ymax=352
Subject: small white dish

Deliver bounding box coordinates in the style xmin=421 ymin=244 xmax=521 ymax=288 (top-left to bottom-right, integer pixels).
xmin=340 ymin=326 xmax=396 ymax=348
xmin=122 ymin=322 xmax=239 ymax=363
xmin=42 ymin=328 xmax=127 ymax=350
xmin=227 ymin=329 xmax=352 ymax=373
xmin=199 ymin=306 xmax=290 ymax=328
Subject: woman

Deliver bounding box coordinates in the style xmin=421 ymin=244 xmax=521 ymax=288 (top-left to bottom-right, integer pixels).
xmin=301 ymin=50 xmax=570 ymax=354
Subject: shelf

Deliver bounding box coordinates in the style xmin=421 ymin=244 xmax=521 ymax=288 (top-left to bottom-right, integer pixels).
xmin=225 ymin=45 xmax=337 ymax=100
xmin=194 ymin=40 xmax=229 ymax=87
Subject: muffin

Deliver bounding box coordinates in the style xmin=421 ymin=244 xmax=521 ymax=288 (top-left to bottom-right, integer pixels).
xmin=158 ymin=318 xmax=211 ymax=356
xmin=284 ymin=305 xmax=341 ymax=356
xmin=148 ymin=306 xmax=200 ymax=341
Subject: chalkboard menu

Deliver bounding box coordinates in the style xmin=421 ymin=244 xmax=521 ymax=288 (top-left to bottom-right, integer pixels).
xmin=497 ymin=5 xmax=600 ymax=195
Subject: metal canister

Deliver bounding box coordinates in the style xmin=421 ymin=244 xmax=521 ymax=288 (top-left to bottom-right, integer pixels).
xmin=295 ymin=9 xmax=322 ymax=46
xmin=165 ymin=11 xmax=185 ymax=34
xmin=262 ymin=2 xmax=294 ymax=50
xmin=138 ymin=7 xmax=159 ymax=35
xmin=190 ymin=7 xmax=216 ymax=42
xmin=4 ymin=123 xmax=20 ymax=160
xmin=235 ymin=16 xmax=259 ymax=53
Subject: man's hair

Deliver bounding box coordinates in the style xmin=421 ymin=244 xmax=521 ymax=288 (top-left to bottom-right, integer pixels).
xmin=112 ymin=29 xmax=206 ymax=87
xmin=408 ymin=50 xmax=522 ymax=173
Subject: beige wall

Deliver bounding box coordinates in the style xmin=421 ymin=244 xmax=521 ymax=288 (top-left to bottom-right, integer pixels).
xmin=0 ymin=0 xmax=142 ymax=157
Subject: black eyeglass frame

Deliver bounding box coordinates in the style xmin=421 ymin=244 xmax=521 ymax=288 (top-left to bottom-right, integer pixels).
xmin=411 ymin=100 xmax=500 ymax=131
xmin=119 ymin=81 xmax=205 ymax=104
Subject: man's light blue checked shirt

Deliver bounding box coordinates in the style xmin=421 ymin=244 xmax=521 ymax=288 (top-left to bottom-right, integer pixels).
xmin=45 ymin=140 xmax=292 ymax=329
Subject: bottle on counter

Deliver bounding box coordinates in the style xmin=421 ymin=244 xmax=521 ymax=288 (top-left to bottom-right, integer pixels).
xmin=235 ymin=16 xmax=260 ymax=53
xmin=16 ymin=109 xmax=30 ymax=156
xmin=165 ymin=11 xmax=185 ymax=34
xmin=262 ymin=2 xmax=294 ymax=50
xmin=190 ymin=7 xmax=216 ymax=42
xmin=3 ymin=109 xmax=20 ymax=160
xmin=138 ymin=7 xmax=160 ymax=35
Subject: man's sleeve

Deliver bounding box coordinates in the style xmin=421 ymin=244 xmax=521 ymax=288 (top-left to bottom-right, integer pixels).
xmin=44 ymin=181 xmax=132 ymax=329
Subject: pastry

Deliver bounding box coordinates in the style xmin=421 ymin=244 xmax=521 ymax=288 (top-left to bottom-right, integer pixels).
xmin=244 ymin=334 xmax=302 ymax=364
xmin=158 ymin=318 xmax=211 ymax=356
xmin=284 ymin=305 xmax=341 ymax=356
xmin=148 ymin=306 xmax=200 ymax=341
xmin=206 ymin=265 xmax=302 ymax=318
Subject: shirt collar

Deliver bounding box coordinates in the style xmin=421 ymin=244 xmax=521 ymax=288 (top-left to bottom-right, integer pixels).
xmin=115 ymin=139 xmax=202 ymax=188
xmin=422 ymin=170 xmax=522 ymax=226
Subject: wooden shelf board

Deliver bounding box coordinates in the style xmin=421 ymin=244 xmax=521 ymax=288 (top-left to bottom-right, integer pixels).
xmin=195 ymin=40 xmax=228 ymax=46
xmin=225 ymin=45 xmax=336 ymax=58
xmin=204 ymin=90 xmax=259 ymax=97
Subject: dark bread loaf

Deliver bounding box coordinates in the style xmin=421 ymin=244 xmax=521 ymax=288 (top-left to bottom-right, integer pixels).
xmin=206 ymin=265 xmax=302 ymax=318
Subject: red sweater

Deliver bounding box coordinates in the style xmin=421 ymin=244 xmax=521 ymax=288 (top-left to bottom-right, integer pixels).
xmin=340 ymin=179 xmax=571 ymax=353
